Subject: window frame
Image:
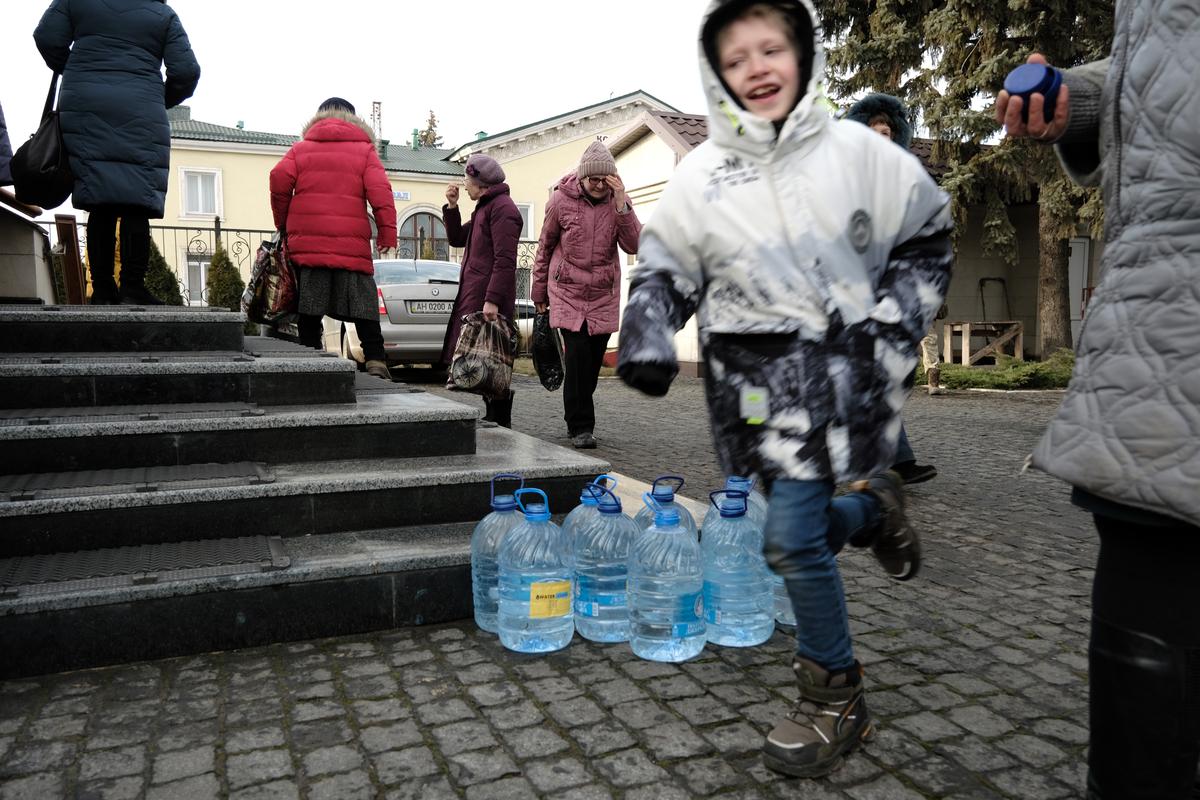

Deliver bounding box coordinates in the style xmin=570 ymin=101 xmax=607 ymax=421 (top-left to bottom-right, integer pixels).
xmin=515 ymin=202 xmax=534 ymax=240
xmin=179 ymin=167 xmax=223 ymax=220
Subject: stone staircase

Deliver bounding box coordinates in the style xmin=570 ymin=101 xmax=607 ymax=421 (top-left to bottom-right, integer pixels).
xmin=0 ymin=305 xmax=608 ymax=678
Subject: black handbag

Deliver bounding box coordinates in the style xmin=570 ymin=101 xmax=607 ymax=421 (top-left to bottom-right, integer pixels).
xmin=11 ymin=73 xmax=74 ymax=208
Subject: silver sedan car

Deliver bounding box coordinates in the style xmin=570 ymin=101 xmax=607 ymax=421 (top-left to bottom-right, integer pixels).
xmin=324 ymin=259 xmax=533 ymax=370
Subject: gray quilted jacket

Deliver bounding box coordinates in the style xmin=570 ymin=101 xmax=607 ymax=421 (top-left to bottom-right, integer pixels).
xmin=1030 ymin=0 xmax=1200 ymax=529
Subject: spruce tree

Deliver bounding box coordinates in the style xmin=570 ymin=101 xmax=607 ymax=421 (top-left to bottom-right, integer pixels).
xmin=205 ymin=240 xmax=244 ymax=312
xmin=812 ymin=0 xmax=1113 ymax=354
xmin=144 ymin=240 xmax=184 ymax=306
xmin=418 ymin=110 xmax=444 ymax=148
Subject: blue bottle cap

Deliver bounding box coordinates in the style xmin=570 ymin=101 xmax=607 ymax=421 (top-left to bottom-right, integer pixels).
xmin=651 ymin=474 xmax=685 ymax=503
xmin=654 ymin=507 xmax=681 ymax=527
xmin=578 ymin=489 xmax=600 ymax=506
xmin=523 ymin=503 xmax=551 ymax=522
xmin=597 ymin=495 xmax=622 ymax=515
xmin=711 ymin=489 xmax=748 ymax=518
xmin=492 ymin=493 xmax=518 ymax=512
xmin=1003 ymin=63 xmax=1062 ymax=123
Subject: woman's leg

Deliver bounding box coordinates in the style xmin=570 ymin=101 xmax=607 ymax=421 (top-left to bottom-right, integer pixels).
xmin=354 ymin=316 xmax=386 ymax=363
xmin=583 ymin=327 xmax=612 ymax=432
xmin=297 ymin=314 xmax=324 ymax=350
xmin=116 ymin=213 xmax=158 ymax=305
xmin=1087 ymin=514 xmax=1200 ymax=799
xmin=86 ymin=208 xmax=119 ymax=303
xmin=560 ymin=324 xmax=594 ymax=437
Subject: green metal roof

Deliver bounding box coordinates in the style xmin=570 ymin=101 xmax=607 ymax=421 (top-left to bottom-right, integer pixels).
xmin=378 ymin=143 xmax=463 ymax=177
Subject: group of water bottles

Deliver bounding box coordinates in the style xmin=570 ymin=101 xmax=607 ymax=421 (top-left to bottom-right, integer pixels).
xmin=470 ymin=471 xmax=795 ymax=663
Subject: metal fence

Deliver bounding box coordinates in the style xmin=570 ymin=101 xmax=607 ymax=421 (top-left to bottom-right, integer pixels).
xmin=39 ymin=218 xmax=540 ymax=306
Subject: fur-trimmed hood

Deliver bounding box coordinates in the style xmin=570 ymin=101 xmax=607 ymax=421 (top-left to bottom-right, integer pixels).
xmin=845 ymin=93 xmax=913 ymax=150
xmin=301 ymin=108 xmax=376 ymax=144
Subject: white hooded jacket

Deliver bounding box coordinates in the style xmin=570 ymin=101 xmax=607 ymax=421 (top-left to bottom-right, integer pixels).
xmin=618 ymin=0 xmax=954 ymax=484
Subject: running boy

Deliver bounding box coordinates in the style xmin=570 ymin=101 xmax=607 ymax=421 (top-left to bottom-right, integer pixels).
xmin=617 ymin=0 xmax=953 ymax=778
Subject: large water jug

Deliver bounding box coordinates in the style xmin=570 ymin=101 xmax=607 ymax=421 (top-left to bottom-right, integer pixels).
xmin=702 ymin=490 xmax=774 ymax=647
xmin=561 ymin=474 xmax=616 ymax=545
xmin=498 ymin=488 xmax=574 ymax=653
xmin=573 ymin=485 xmax=637 ymax=643
xmin=706 ymin=476 xmax=794 ymax=627
xmin=471 ymin=473 xmax=525 ymax=633
xmin=629 ymin=493 xmax=706 ymax=662
xmin=632 ymin=475 xmax=698 ymax=539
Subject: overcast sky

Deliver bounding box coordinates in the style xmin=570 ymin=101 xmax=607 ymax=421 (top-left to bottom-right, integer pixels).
xmin=3 ymin=0 xmax=714 ymax=159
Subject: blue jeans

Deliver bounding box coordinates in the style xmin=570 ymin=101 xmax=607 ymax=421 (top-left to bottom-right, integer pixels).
xmin=763 ymin=480 xmax=881 ymax=672
xmin=894 ymin=424 xmax=915 ymax=465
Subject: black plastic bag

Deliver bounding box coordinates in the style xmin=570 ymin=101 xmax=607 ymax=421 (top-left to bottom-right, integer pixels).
xmin=531 ymin=311 xmax=564 ymax=391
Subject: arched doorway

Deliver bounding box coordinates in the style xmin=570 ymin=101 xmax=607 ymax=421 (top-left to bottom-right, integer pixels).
xmin=397 ymin=212 xmax=449 ymax=260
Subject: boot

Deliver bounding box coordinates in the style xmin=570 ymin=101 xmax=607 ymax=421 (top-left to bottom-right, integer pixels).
xmin=763 ymin=658 xmax=874 ymax=777
xmin=848 ymin=471 xmax=920 ymax=581
xmin=1086 ymin=617 xmax=1200 ymax=799
xmin=89 ymin=278 xmax=120 ymax=305
xmin=490 ymin=390 xmax=514 ymax=429
xmin=365 ymin=360 xmax=392 ymax=381
xmin=118 ymin=270 xmax=164 ymax=306
xmin=891 ymin=460 xmax=938 ymax=485
xmin=927 ymin=367 xmax=945 ymax=396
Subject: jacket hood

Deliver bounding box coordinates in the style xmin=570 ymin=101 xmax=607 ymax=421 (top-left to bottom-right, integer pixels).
xmin=553 ymin=171 xmax=609 ymax=202
xmin=846 ymin=93 xmax=913 ymax=150
xmin=699 ymin=0 xmax=828 ymax=157
xmin=301 ymin=109 xmax=376 ymax=144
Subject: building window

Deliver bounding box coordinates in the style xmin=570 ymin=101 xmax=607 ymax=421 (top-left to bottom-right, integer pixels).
xmin=185 ymin=255 xmax=210 ymax=306
xmin=516 ymin=203 xmax=533 ymax=239
xmin=180 ymin=168 xmax=222 ymax=218
xmin=398 ymin=212 xmax=449 ymax=260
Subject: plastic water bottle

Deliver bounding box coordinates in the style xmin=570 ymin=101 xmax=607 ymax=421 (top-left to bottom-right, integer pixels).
xmin=498 ymin=488 xmax=574 ymax=653
xmin=702 ymin=490 xmax=774 ymax=647
xmin=573 ymin=485 xmax=637 ymax=643
xmin=632 ymin=475 xmax=698 ymax=539
xmin=471 ymin=473 xmax=525 ymax=633
xmin=705 ymin=476 xmax=794 ymax=627
xmin=629 ymin=493 xmax=706 ymax=662
xmin=562 ymin=474 xmax=616 ymax=545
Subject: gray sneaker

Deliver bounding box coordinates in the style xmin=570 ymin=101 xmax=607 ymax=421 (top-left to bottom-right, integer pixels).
xmin=763 ymin=658 xmax=874 ymax=777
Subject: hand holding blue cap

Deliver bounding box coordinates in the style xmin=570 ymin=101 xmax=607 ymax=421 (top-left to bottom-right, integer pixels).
xmin=1004 ymin=63 xmax=1063 ymax=124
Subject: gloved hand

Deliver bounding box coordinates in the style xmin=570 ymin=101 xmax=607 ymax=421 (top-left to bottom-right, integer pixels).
xmin=619 ymin=361 xmax=675 ymax=397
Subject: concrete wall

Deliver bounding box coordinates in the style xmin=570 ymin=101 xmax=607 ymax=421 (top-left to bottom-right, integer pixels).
xmin=0 ymin=214 xmax=54 ymax=302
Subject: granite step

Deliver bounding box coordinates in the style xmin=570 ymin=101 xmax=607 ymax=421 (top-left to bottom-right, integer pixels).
xmin=0 ymin=523 xmax=479 ymax=678
xmin=0 ymin=350 xmax=356 ymax=409
xmin=1 ymin=426 xmax=610 ymax=558
xmin=0 ymin=305 xmax=245 ymax=353
xmin=0 ymin=391 xmax=479 ymax=475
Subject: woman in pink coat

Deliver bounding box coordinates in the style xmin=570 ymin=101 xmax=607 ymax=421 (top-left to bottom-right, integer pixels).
xmin=532 ymin=142 xmax=642 ymax=448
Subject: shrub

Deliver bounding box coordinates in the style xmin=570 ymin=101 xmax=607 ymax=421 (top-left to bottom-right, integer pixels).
xmin=936 ymin=348 xmax=1076 ymax=390
xmin=144 ymin=240 xmax=184 ymax=305
xmin=205 ymin=241 xmax=244 ymax=312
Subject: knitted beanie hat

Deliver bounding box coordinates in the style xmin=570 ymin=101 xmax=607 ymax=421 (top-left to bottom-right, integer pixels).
xmin=577 ymin=141 xmax=617 ymax=179
xmin=464 ymin=154 xmax=505 ymax=186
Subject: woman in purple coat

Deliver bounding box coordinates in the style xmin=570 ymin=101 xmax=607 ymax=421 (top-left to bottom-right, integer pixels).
xmin=442 ymin=154 xmax=523 ymax=427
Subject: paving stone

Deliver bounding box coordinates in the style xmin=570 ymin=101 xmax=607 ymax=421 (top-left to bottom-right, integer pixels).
xmin=350 ymin=698 xmax=409 ymax=724
xmin=593 ymin=747 xmax=670 ymax=787
xmin=226 ymin=749 xmax=294 ymax=790
xmin=482 ymin=699 xmax=544 ymax=730
xmin=79 ymin=746 xmax=146 ymax=781
xmin=891 ymin=711 xmax=965 ymax=741
xmin=86 ymin=725 xmax=151 ymax=751
xmin=824 ymin=751 xmax=884 ymax=785
xmin=152 ymin=745 xmax=214 ymax=784
xmin=898 ymin=754 xmax=986 ymax=796
xmin=619 ymin=661 xmax=680 ymax=680
xmin=359 ymin=720 xmax=424 ymax=754
xmin=26 ymin=714 xmax=87 ymax=739
xmin=570 ymin=719 xmax=638 ymax=757
xmin=464 ymin=777 xmax=538 ymax=800
xmin=681 ymin=659 xmax=747 ymax=684
xmin=868 ymin=689 xmax=919 ymax=717
xmin=444 ymin=748 xmax=521 ymax=787
xmin=229 ymin=778 xmax=300 ymax=800
xmin=668 ymin=696 xmax=740 ymax=726
xmin=935 ymin=735 xmax=1018 ymax=773
xmin=589 ymin=678 xmax=649 ymax=708
xmin=943 ymin=705 xmax=1015 ymax=738
xmin=937 ymin=673 xmax=999 ymax=697
xmin=987 ymin=768 xmax=1075 ymax=799
xmin=431 ymin=720 xmax=497 ymax=756
xmin=307 ymin=770 xmax=373 ymax=800
xmin=467 ymin=681 xmax=526 ymax=708
xmin=898 ymin=682 xmax=965 ymax=711
xmin=226 ymin=726 xmax=286 ymax=754
xmin=372 ymin=745 xmax=441 ymax=784
xmin=302 ymin=744 xmax=363 ymax=777
xmin=708 ymin=681 xmax=775 ymax=707
xmin=500 ymin=724 xmax=571 ymax=760
xmin=526 ymin=676 xmax=585 ymax=703
xmin=0 ymin=772 xmax=64 ymax=800
xmin=638 ymin=720 xmax=716 ymax=760
xmin=672 ymin=755 xmax=745 ymax=795
xmin=1030 ymin=717 xmax=1090 ymax=746
xmin=456 ymin=663 xmax=507 ymax=685
xmin=415 ymin=698 xmax=476 ymax=726
xmin=290 ymin=700 xmax=343 ymax=723
xmin=546 ymin=695 xmax=607 ymax=728
xmin=643 ymin=674 xmax=706 ymax=700
xmin=558 ymin=785 xmax=615 ymax=800
xmin=146 ymin=773 xmax=220 ymax=800
xmin=74 ymin=777 xmax=143 ymax=800
xmin=866 ymin=726 xmax=928 ymax=768
xmin=342 ymin=674 xmax=399 ymax=699
xmin=995 ymin=733 xmax=1069 ymax=768
xmin=525 ymin=756 xmax=593 ymax=792
xmin=844 ymin=774 xmax=926 ymax=799
xmin=623 ymin=784 xmax=693 ymax=800
xmin=290 ymin=719 xmax=354 ymax=751
xmin=382 ymin=775 xmax=458 ymax=800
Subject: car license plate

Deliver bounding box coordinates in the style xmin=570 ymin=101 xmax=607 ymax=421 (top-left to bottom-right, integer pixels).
xmin=408 ymin=301 xmax=453 ymax=314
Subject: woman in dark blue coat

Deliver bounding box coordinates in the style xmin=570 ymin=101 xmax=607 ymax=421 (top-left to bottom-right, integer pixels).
xmin=34 ymin=0 xmax=199 ymax=305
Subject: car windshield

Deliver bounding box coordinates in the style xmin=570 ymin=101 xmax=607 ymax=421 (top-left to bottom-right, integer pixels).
xmin=374 ymin=260 xmax=460 ymax=286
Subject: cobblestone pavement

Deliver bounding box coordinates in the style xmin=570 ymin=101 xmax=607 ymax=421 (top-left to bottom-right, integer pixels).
xmin=0 ymin=375 xmax=1097 ymax=799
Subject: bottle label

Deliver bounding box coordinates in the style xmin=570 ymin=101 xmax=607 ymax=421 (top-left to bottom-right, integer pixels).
xmin=672 ymin=591 xmax=705 ymax=638
xmin=529 ymin=580 xmax=572 ymax=619
xmin=576 ymin=574 xmax=627 ymax=617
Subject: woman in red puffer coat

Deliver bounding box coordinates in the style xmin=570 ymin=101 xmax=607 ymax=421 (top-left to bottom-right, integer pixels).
xmin=532 ymin=141 xmax=642 ymax=448
xmin=270 ymin=97 xmax=397 ymax=379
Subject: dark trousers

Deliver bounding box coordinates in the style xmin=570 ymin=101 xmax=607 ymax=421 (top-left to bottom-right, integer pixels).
xmin=560 ymin=322 xmax=610 ymax=436
xmin=1087 ymin=513 xmax=1200 ymax=799
xmin=298 ymin=314 xmax=385 ymax=362
xmin=87 ymin=207 xmax=150 ymax=289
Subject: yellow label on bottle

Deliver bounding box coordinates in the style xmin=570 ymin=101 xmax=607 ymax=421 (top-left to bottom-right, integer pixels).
xmin=529 ymin=580 xmax=571 ymax=619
